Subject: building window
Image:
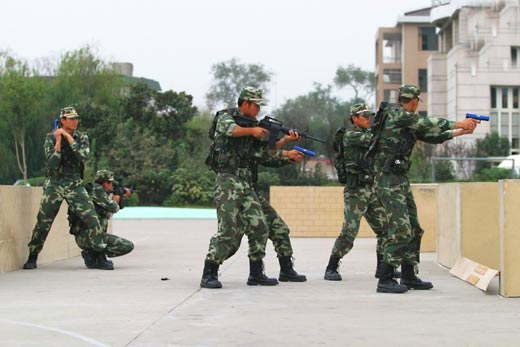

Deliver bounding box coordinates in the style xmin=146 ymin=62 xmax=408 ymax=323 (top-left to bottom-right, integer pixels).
xmin=490 ymin=86 xmax=520 ymax=154
xmin=512 ymin=47 xmax=520 ymax=68
xmin=491 ymin=87 xmax=497 ymax=108
xmin=418 ymin=69 xmax=428 ymax=92
xmin=383 ymin=69 xmax=401 ymax=84
xmin=383 ymin=89 xmax=398 ymax=103
xmin=502 ymin=88 xmax=508 ymax=108
xmin=419 ymin=27 xmax=438 ymax=51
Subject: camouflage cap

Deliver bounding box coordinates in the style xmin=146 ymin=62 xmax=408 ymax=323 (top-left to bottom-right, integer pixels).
xmin=350 ymin=103 xmax=374 ymax=116
xmin=95 ymin=170 xmax=114 ymax=183
xmin=398 ymin=85 xmax=421 ymax=99
xmin=239 ymin=87 xmax=266 ymax=106
xmin=60 ymin=106 xmax=79 ymax=119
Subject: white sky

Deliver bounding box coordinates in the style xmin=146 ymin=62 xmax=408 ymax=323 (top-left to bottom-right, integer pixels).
xmin=0 ymin=0 xmax=431 ymax=111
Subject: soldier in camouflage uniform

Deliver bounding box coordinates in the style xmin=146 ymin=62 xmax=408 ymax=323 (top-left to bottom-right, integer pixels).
xmin=224 ymin=150 xmax=307 ymax=282
xmin=201 ymin=87 xmax=304 ymax=289
xmin=68 ymin=170 xmax=134 ymax=270
xmin=373 ymin=85 xmax=478 ymax=293
xmin=23 ymin=107 xmax=110 ymax=270
xmin=323 ymin=103 xmax=389 ymax=281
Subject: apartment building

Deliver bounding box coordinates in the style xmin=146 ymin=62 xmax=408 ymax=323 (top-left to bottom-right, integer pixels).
xmin=375 ymin=7 xmax=438 ymax=115
xmin=429 ymin=0 xmax=520 ymax=153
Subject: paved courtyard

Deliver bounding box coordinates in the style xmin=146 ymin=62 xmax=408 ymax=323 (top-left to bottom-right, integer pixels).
xmin=1 ymin=219 xmax=519 ymax=347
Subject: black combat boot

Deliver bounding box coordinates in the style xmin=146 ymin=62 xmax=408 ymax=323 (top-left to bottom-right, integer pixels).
xmin=200 ymin=260 xmax=222 ymax=289
xmin=324 ymin=255 xmax=342 ymax=281
xmin=374 ymin=253 xmax=383 ymax=278
xmin=23 ymin=253 xmax=38 ymax=270
xmin=81 ymin=250 xmax=97 ymax=269
xmin=247 ymin=260 xmax=279 ymax=286
xmin=92 ymin=251 xmax=114 ymax=270
xmin=400 ymin=263 xmax=433 ymax=290
xmin=374 ymin=254 xmax=401 ymax=279
xmin=377 ymin=263 xmax=408 ymax=293
xmin=278 ymin=256 xmax=307 ymax=282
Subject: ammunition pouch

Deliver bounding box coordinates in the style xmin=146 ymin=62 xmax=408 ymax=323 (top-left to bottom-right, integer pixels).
xmin=382 ymin=157 xmax=411 ymax=174
xmin=346 ymin=172 xmax=373 ymax=189
xmin=335 ymin=159 xmax=347 ymax=184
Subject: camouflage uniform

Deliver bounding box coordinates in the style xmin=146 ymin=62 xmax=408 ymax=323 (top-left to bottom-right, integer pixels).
xmin=205 ymin=109 xmax=281 ymax=264
xmin=223 ymin=154 xmax=294 ymax=260
xmin=68 ymin=174 xmax=134 ymax=258
xmin=373 ymin=88 xmax=456 ymax=268
xmin=27 ymin=109 xmax=107 ymax=258
xmin=330 ymin=124 xmax=388 ymax=259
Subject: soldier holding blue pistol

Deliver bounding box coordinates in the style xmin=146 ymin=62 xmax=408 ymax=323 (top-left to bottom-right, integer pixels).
xmin=373 ymin=85 xmax=478 ymax=293
xmin=23 ymin=107 xmax=110 ymax=270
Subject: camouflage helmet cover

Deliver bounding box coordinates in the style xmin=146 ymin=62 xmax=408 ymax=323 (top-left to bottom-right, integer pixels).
xmin=350 ymin=103 xmax=374 ymax=116
xmin=239 ymin=87 xmax=266 ymax=106
xmin=60 ymin=106 xmax=79 ymax=119
xmin=95 ymin=170 xmax=114 ymax=183
xmin=398 ymin=85 xmax=421 ymax=99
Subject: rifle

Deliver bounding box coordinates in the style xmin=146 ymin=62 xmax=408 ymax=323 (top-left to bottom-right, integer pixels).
xmin=364 ymin=102 xmax=390 ymax=160
xmin=107 ymin=186 xmax=137 ymax=209
xmin=234 ymin=114 xmax=325 ymax=149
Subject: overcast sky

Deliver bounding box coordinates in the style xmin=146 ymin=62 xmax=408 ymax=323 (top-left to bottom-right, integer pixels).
xmin=0 ymin=0 xmax=431 ymax=111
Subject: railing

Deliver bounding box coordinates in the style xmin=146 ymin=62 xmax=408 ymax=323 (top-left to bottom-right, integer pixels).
xmin=431 ymin=156 xmax=516 ymax=182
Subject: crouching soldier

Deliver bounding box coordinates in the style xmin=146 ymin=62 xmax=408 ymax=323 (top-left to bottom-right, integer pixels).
xmin=68 ymin=170 xmax=134 ymax=270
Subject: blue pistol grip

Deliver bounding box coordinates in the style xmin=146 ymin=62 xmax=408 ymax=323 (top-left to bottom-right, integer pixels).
xmin=293 ymin=145 xmax=315 ymax=157
xmin=466 ymin=113 xmax=490 ymax=121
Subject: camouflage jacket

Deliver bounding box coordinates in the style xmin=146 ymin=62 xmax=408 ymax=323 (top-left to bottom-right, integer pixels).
xmin=374 ymin=104 xmax=455 ymax=173
xmin=44 ymin=130 xmax=90 ymax=179
xmin=85 ymin=182 xmax=120 ymax=219
xmin=213 ymin=109 xmax=284 ymax=174
xmin=343 ymin=126 xmax=373 ymax=176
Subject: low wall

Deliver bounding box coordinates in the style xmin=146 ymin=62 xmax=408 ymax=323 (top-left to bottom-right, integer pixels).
xmin=270 ymin=184 xmax=438 ymax=252
xmin=436 ymin=183 xmax=500 ymax=270
xmin=499 ymin=180 xmax=520 ymax=297
xmin=0 ymin=185 xmax=80 ymax=272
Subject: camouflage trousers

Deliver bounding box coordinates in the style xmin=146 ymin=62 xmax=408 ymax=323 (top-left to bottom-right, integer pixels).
xmin=377 ymin=173 xmax=424 ymax=267
xmin=206 ymin=171 xmax=269 ymax=264
xmin=225 ymin=192 xmax=294 ymax=261
xmin=70 ymin=213 xmax=134 ymax=258
xmin=330 ymin=185 xmax=387 ymax=259
xmin=28 ymin=177 xmax=107 ymax=255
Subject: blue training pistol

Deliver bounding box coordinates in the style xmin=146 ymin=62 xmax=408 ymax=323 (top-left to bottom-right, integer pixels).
xmin=293 ymin=145 xmax=316 ymax=157
xmin=466 ymin=113 xmax=490 ymax=121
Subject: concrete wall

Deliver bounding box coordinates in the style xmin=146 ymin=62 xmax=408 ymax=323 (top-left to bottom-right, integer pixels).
xmin=0 ymin=185 xmax=80 ymax=273
xmin=270 ymin=185 xmax=438 ymax=252
xmin=499 ymin=180 xmax=520 ymax=297
xmin=437 ymin=183 xmax=500 ymax=270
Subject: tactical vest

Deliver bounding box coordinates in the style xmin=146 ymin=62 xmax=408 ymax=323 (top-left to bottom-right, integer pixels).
xmin=378 ymin=106 xmax=418 ymax=174
xmin=344 ymin=128 xmax=374 ymax=188
xmin=60 ymin=138 xmax=84 ymax=178
xmin=205 ymin=108 xmax=257 ymax=175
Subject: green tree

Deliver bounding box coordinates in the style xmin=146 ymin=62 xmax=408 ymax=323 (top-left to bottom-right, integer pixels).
xmin=334 ymin=64 xmax=375 ymax=102
xmin=0 ymin=53 xmax=46 ymax=184
xmin=103 ymin=84 xmax=198 ymax=205
xmin=50 ymin=46 xmax=123 ymax=109
xmin=206 ymin=58 xmax=273 ymax=110
xmin=473 ymin=132 xmax=510 ymax=171
xmin=272 ymin=83 xmax=348 ymax=180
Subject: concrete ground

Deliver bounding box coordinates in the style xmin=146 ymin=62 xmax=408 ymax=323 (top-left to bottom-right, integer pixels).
xmin=1 ymin=219 xmax=519 ymax=347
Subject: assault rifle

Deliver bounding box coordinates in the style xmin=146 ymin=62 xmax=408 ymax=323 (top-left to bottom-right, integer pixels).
xmin=234 ymin=114 xmax=325 ymax=149
xmin=107 ymin=186 xmax=137 ymax=209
